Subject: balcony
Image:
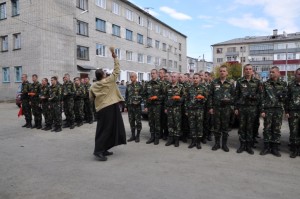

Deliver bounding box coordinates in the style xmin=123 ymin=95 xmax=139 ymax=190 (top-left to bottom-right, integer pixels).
xmin=225 ymin=51 xmax=239 ymax=56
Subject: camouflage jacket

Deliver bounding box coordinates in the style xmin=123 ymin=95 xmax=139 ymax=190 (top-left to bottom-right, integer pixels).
xmin=40 ymin=84 xmax=51 ymax=103
xmin=164 ymin=82 xmax=185 ymax=107
xmin=49 ymin=84 xmax=62 ymax=102
xmin=261 ymin=78 xmax=287 ymax=112
xmin=285 ymin=80 xmax=300 ymax=113
xmin=74 ymin=84 xmax=85 ymax=100
xmin=30 ymin=81 xmax=42 ymax=102
xmin=143 ymin=79 xmax=164 ymax=108
xmin=83 ymin=83 xmax=91 ymax=99
xmin=125 ymin=82 xmax=143 ymax=107
xmin=185 ymin=83 xmax=208 ymax=110
xmin=62 ymin=80 xmax=75 ymax=98
xmin=234 ymin=76 xmax=262 ymax=108
xmin=208 ymin=78 xmax=235 ymax=108
xmin=21 ymin=81 xmax=31 ymax=100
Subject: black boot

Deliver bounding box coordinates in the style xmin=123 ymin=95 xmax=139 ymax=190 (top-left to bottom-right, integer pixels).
xmin=271 ymin=143 xmax=281 ymax=157
xmin=222 ymin=136 xmax=229 ymax=152
xmin=22 ymin=120 xmax=29 ymax=127
xmin=94 ymin=152 xmax=107 ymax=161
xmin=43 ymin=125 xmax=52 ymax=131
xmin=165 ymin=136 xmax=174 ymax=146
xmin=154 ymin=137 xmax=159 ymax=145
xmin=290 ymin=144 xmax=297 ymax=158
xmin=146 ymin=133 xmax=155 ymax=144
xmin=36 ymin=120 xmax=42 ymax=129
xmin=260 ymin=142 xmax=270 ymax=155
xmin=63 ymin=123 xmax=70 ymax=128
xmin=26 ymin=120 xmax=32 ymax=128
xmin=245 ymin=142 xmax=254 ymax=155
xmin=298 ymin=144 xmax=300 ymax=156
xmin=201 ymin=137 xmax=207 ymax=144
xmin=236 ymin=141 xmax=245 ymax=153
xmin=55 ymin=126 xmax=62 ymax=132
xmin=196 ymin=138 xmax=202 ymax=149
xmin=135 ymin=130 xmax=140 ymax=143
xmin=188 ymin=138 xmax=196 ymax=148
xmin=181 ymin=136 xmax=187 ymax=143
xmin=174 ymin=137 xmax=179 ymax=147
xmin=207 ymin=132 xmax=212 ymax=141
xmin=70 ymin=123 xmax=75 ymax=129
xmin=127 ymin=129 xmax=136 ymax=142
xmin=212 ymin=137 xmax=221 ymax=151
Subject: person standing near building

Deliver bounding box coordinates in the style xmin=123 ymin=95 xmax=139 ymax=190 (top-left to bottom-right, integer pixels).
xmin=260 ymin=66 xmax=287 ymax=157
xmin=40 ymin=78 xmax=52 ymax=131
xmin=164 ymin=72 xmax=185 ymax=147
xmin=143 ymin=69 xmax=164 ymax=145
xmin=30 ymin=74 xmax=42 ymax=129
xmin=21 ymin=74 xmax=32 ymax=128
xmin=285 ymin=68 xmax=300 ymax=158
xmin=62 ymin=73 xmax=75 ymax=129
xmin=90 ymin=47 xmax=126 ymax=161
xmin=234 ymin=64 xmax=262 ymax=154
xmin=203 ymin=72 xmax=213 ymax=142
xmin=49 ymin=76 xmax=62 ymax=132
xmin=208 ymin=65 xmax=235 ymax=152
xmin=179 ymin=73 xmax=190 ymax=143
xmin=185 ymin=73 xmax=208 ymax=149
xmin=83 ymin=77 xmax=94 ymax=124
xmin=159 ymin=68 xmax=170 ymax=140
xmin=74 ymin=77 xmax=85 ymax=127
xmin=125 ymin=72 xmax=143 ymax=143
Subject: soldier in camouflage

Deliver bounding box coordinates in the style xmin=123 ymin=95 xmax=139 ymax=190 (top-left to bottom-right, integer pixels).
xmin=83 ymin=77 xmax=94 ymax=124
xmin=164 ymin=72 xmax=185 ymax=147
xmin=234 ymin=64 xmax=262 ymax=154
xmin=125 ymin=72 xmax=143 ymax=143
xmin=208 ymin=65 xmax=235 ymax=152
xmin=203 ymin=71 xmax=213 ymax=142
xmin=185 ymin=73 xmax=208 ymax=149
xmin=285 ymin=68 xmax=300 ymax=158
xmin=21 ymin=74 xmax=32 ymax=128
xmin=40 ymin=78 xmax=52 ymax=131
xmin=159 ymin=68 xmax=170 ymax=140
xmin=143 ymin=69 xmax=164 ymax=145
xmin=62 ymin=73 xmax=75 ymax=129
xmin=30 ymin=74 xmax=42 ymax=129
xmin=74 ymin=77 xmax=85 ymax=127
xmin=49 ymin=76 xmax=62 ymax=132
xmin=179 ymin=73 xmax=190 ymax=143
xmin=260 ymin=66 xmax=287 ymax=157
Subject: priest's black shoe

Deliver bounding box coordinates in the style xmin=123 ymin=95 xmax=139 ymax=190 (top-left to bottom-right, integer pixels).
xmin=94 ymin=153 xmax=107 ymax=161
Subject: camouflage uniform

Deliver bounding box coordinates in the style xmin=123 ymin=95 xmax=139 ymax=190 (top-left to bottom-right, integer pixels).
xmin=30 ymin=81 xmax=42 ymax=128
xmin=83 ymin=83 xmax=93 ymax=123
xmin=235 ymin=76 xmax=262 ymax=154
xmin=203 ymin=81 xmax=213 ymax=142
xmin=40 ymin=84 xmax=52 ymax=130
xmin=208 ymin=78 xmax=235 ymax=152
xmin=74 ymin=83 xmax=85 ymax=126
xmin=125 ymin=81 xmax=143 ymax=142
xmin=62 ymin=80 xmax=75 ymax=128
xmin=49 ymin=83 xmax=62 ymax=131
xmin=160 ymin=80 xmax=170 ymax=140
xmin=180 ymin=82 xmax=191 ymax=141
xmin=285 ymin=80 xmax=300 ymax=157
xmin=260 ymin=78 xmax=287 ymax=156
xmin=21 ymin=81 xmax=32 ymax=127
xmin=143 ymin=79 xmax=164 ymax=144
xmin=185 ymin=83 xmax=208 ymax=149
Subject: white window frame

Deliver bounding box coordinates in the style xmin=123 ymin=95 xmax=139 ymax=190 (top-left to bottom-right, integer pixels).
xmin=155 ymin=25 xmax=160 ymax=34
xmin=126 ymin=29 xmax=133 ymax=41
xmin=155 ymin=40 xmax=159 ymax=49
xmin=138 ymin=53 xmax=144 ymax=63
xmin=77 ymin=45 xmax=89 ymax=60
xmin=77 ymin=0 xmax=88 ymax=10
xmin=96 ymin=18 xmax=106 ymax=32
xmin=147 ymin=37 xmax=152 ymax=47
xmin=126 ymin=51 xmax=132 ymax=61
xmin=155 ymin=57 xmax=160 ymax=66
xmin=112 ymin=2 xmax=120 ymax=15
xmin=147 ymin=55 xmax=152 ymax=64
xmin=96 ymin=44 xmax=106 ymax=57
xmin=114 ymin=48 xmax=121 ymax=59
xmin=14 ymin=66 xmax=22 ymax=82
xmin=112 ymin=24 xmax=120 ymax=37
xmin=11 ymin=0 xmax=19 ymax=16
xmin=1 ymin=35 xmax=8 ymax=51
xmin=138 ymin=73 xmax=143 ymax=81
xmin=95 ymin=0 xmax=106 ymax=9
xmin=13 ymin=33 xmax=21 ymax=49
xmin=76 ymin=20 xmax=88 ymax=36
xmin=138 ymin=16 xmax=143 ymax=26
xmin=0 ymin=3 xmax=6 ymax=19
xmin=2 ymin=67 xmax=10 ymax=83
xmin=137 ymin=34 xmax=143 ymax=44
xmin=126 ymin=9 xmax=133 ymax=21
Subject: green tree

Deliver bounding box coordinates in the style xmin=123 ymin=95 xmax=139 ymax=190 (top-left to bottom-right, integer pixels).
xmin=213 ymin=62 xmax=242 ymax=80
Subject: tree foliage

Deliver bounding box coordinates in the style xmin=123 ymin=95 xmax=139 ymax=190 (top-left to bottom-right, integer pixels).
xmin=213 ymin=62 xmax=242 ymax=80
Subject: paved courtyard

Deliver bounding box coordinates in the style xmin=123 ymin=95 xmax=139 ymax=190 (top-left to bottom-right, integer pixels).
xmin=0 ymin=102 xmax=299 ymax=199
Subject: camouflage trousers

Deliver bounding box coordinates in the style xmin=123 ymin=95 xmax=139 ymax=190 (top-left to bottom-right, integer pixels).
xmin=50 ymin=101 xmax=62 ymax=127
xmin=253 ymin=107 xmax=260 ymax=137
xmin=63 ymin=97 xmax=75 ymax=124
xmin=212 ymin=106 xmax=232 ymax=138
xmin=127 ymin=104 xmax=142 ymax=131
xmin=263 ymin=108 xmax=283 ymax=144
xmin=84 ymin=98 xmax=93 ymax=122
xmin=203 ymin=106 xmax=213 ymax=137
xmin=148 ymin=104 xmax=161 ymax=138
xmin=288 ymin=111 xmax=300 ymax=145
xmin=31 ymin=99 xmax=42 ymax=122
xmin=41 ymin=101 xmax=52 ymax=126
xmin=237 ymin=106 xmax=257 ymax=142
xmin=160 ymin=105 xmax=168 ymax=136
xmin=188 ymin=108 xmax=204 ymax=138
xmin=167 ymin=106 xmax=182 ymax=137
xmin=74 ymin=99 xmax=84 ymax=123
xmin=22 ymin=99 xmax=32 ymax=121
xmin=181 ymin=107 xmax=190 ymax=138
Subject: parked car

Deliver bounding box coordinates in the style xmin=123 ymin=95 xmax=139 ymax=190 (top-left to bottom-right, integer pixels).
xmin=16 ymin=84 xmax=22 ymax=108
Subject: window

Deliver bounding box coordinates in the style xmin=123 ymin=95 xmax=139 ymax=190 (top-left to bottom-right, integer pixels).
xmin=96 ymin=18 xmax=106 ymax=32
xmin=13 ymin=33 xmax=21 ymax=49
xmin=126 ymin=29 xmax=133 ymax=41
xmin=138 ymin=53 xmax=144 ymax=63
xmin=155 ymin=25 xmax=160 ymax=34
xmin=179 ymin=65 xmax=182 ymax=72
xmin=96 ymin=44 xmax=105 ymax=56
xmin=77 ymin=45 xmax=89 ymax=60
xmin=240 ymin=57 xmax=245 ymax=63
xmin=112 ymin=2 xmax=120 ymax=15
xmin=2 ymin=67 xmax=10 ymax=82
xmin=155 ymin=57 xmax=160 ymax=66
xmin=11 ymin=0 xmax=19 ymax=16
xmin=1 ymin=35 xmax=8 ymax=51
xmin=168 ymin=60 xmax=173 ymax=68
xmin=76 ymin=20 xmax=88 ymax=36
xmin=168 ymin=45 xmax=172 ymax=53
xmin=138 ymin=73 xmax=143 ymax=81
xmin=147 ymin=37 xmax=152 ymax=47
xmin=77 ymin=0 xmax=88 ymax=10
xmin=162 ymin=43 xmax=167 ymax=51
xmin=179 ymin=43 xmax=182 ymax=51
xmin=155 ymin=40 xmax=160 ymax=49
xmin=95 ymin=0 xmax=106 ymax=9
xmin=216 ymin=48 xmax=223 ymax=53
xmin=147 ymin=20 xmax=152 ymax=30
xmin=112 ymin=24 xmax=120 ymax=37
xmin=240 ymin=46 xmax=246 ymax=52
xmin=14 ymin=66 xmax=22 ymax=82
xmin=137 ymin=34 xmax=143 ymax=44
xmin=217 ymin=58 xmax=223 ymax=63
xmin=126 ymin=51 xmax=132 ymax=61
xmin=179 ymin=54 xmax=182 ymax=61
xmin=126 ymin=9 xmax=133 ymax=21
xmin=0 ymin=3 xmax=6 ymax=20
xmin=147 ymin=55 xmax=152 ymax=64
xmin=162 ymin=59 xmax=166 ymax=66
xmin=114 ymin=48 xmax=120 ymax=59
xmin=174 ymin=61 xmax=177 ymax=69
xmin=174 ymin=48 xmax=177 ymax=55
xmin=138 ymin=16 xmax=143 ymax=26
xmin=227 ymin=47 xmax=236 ymax=52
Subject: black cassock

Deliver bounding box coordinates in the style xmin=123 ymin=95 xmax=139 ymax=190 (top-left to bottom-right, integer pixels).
xmin=94 ymin=103 xmax=126 ymax=155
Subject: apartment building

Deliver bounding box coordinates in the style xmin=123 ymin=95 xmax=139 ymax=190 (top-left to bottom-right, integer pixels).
xmin=212 ymin=29 xmax=300 ymax=81
xmin=0 ymin=0 xmax=187 ymax=101
xmin=187 ymin=56 xmax=213 ymax=73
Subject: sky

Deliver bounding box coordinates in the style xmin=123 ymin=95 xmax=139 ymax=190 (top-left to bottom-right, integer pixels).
xmin=129 ymin=0 xmax=300 ymax=61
